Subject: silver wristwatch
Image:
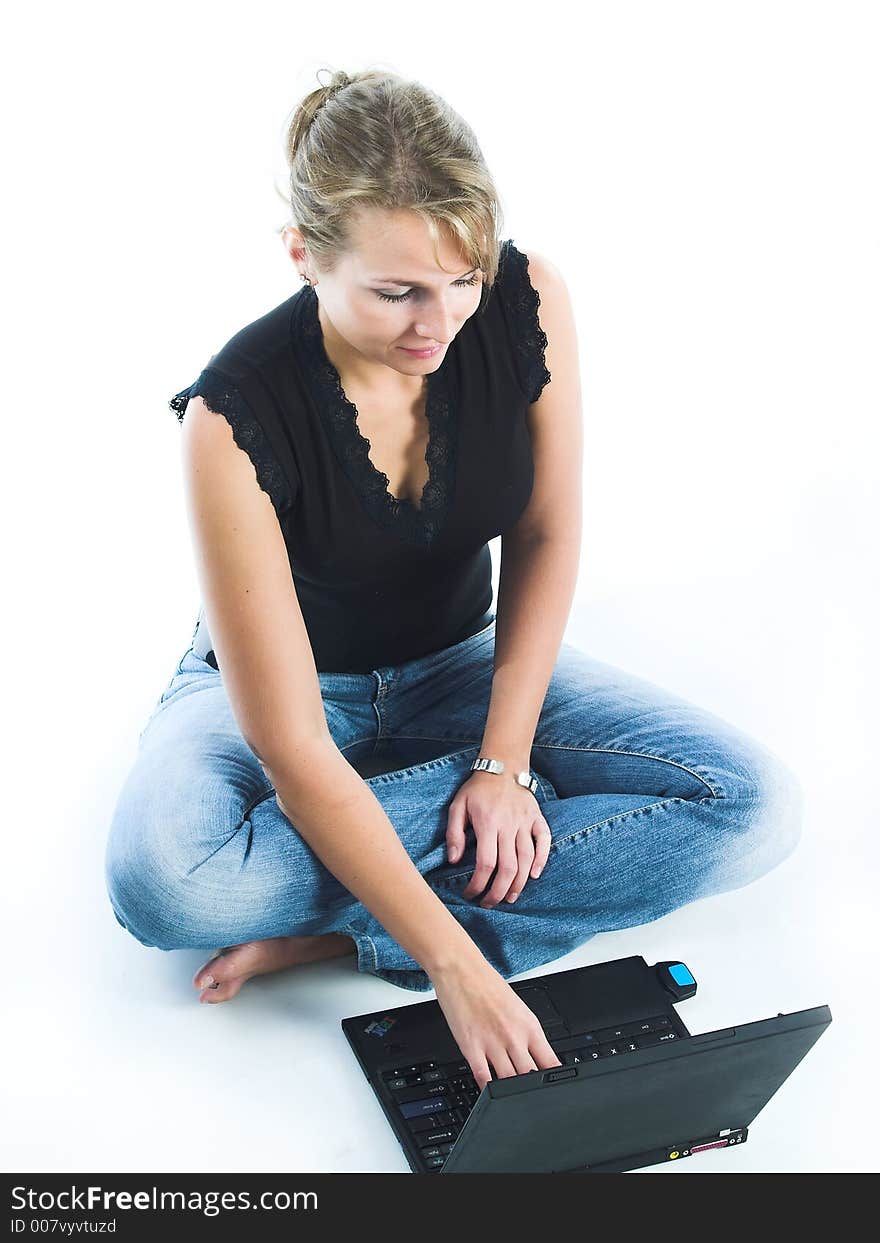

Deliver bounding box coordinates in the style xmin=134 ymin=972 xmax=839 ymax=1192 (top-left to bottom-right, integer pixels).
xmin=471 ymin=756 xmax=539 ymax=796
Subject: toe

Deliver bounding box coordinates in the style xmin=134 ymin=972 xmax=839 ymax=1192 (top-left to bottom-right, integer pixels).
xmin=199 ymin=976 xmax=243 ymax=1004
xmin=193 ymin=950 xmax=230 ymax=991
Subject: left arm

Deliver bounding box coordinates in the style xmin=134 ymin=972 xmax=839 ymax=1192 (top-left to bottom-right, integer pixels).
xmin=479 ymin=249 xmax=584 ymax=776
xmin=446 ymin=250 xmax=584 ymax=904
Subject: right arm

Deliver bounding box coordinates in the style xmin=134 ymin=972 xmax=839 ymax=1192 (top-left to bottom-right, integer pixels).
xmin=179 ymin=395 xmax=561 ymax=1088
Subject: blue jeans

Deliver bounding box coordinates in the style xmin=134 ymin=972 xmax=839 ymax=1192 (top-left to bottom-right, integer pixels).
xmin=104 ymin=615 xmax=803 ymax=992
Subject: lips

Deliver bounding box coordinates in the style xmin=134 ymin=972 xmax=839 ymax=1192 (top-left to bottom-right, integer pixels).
xmin=400 ymin=344 xmax=443 ymax=356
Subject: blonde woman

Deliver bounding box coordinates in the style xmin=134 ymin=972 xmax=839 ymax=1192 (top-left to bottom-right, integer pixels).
xmin=105 ymin=68 xmax=803 ymax=1094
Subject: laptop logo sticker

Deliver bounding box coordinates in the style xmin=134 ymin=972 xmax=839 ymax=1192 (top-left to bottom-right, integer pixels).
xmin=364 ymin=1015 xmax=398 ymax=1037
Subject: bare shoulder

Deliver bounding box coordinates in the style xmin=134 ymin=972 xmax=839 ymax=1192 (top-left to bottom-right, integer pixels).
xmin=514 ymin=247 xmax=571 ymax=308
xmin=513 ymin=245 xmax=581 ymax=401
xmin=500 ymin=245 xmax=583 ymax=541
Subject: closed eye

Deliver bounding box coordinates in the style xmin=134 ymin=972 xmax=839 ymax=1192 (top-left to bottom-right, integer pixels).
xmin=376 ymin=273 xmax=481 ymax=304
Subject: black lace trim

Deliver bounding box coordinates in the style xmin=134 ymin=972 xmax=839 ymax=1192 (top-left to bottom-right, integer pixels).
xmin=168 ymin=368 xmax=294 ymax=516
xmin=295 ymin=285 xmax=456 ymax=546
xmin=500 ymin=240 xmax=552 ymax=404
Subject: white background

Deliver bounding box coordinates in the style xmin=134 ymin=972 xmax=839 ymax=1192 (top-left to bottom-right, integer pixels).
xmin=3 ymin=0 xmax=877 ymax=1174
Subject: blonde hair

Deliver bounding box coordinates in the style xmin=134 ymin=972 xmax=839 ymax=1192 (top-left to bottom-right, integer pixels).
xmin=275 ymin=67 xmax=504 ymax=292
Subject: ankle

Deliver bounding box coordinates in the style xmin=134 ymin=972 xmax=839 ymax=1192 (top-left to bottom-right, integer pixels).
xmin=304 ymin=932 xmax=358 ymax=962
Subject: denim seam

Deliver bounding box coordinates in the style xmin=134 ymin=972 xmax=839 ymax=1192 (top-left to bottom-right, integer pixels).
xmin=157 ymin=650 xmax=191 ymax=705
xmin=391 ymin=736 xmax=721 ymax=798
xmin=362 ymin=744 xmax=481 ymax=785
xmin=240 ymin=784 xmax=277 ymax=820
xmin=342 ymin=923 xmax=379 ymax=973
xmin=340 ymin=738 xmax=381 ymax=754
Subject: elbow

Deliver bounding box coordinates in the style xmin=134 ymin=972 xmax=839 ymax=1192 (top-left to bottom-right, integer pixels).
xmin=245 ymin=727 xmax=334 ymax=782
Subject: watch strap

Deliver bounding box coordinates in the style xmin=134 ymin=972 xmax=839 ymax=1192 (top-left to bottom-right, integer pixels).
xmin=471 ymin=757 xmax=505 ymax=775
xmin=471 ymin=757 xmax=539 ymax=796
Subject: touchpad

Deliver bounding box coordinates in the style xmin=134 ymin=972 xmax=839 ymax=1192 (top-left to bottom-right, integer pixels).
xmin=513 ymin=986 xmax=564 ymax=1027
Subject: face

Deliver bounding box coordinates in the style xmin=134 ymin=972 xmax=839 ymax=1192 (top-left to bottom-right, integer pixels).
xmin=282 ymin=208 xmax=484 ymax=384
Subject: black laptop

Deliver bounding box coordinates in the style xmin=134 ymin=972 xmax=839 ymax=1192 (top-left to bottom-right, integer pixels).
xmin=341 ymin=954 xmax=831 ymax=1173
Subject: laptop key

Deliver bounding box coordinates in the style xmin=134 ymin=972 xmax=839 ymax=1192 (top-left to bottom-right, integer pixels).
xmin=421 ymin=1128 xmax=456 ymax=1145
xmin=637 ymin=1030 xmax=678 ymax=1048
xmin=420 ymin=1141 xmax=457 ymax=1160
xmin=400 ymin=1097 xmax=448 ymax=1120
xmin=409 ymin=1115 xmax=443 ymax=1135
xmin=596 ymin=1026 xmax=629 ymax=1043
xmin=385 ymin=1077 xmax=409 ymax=1090
xmin=391 ymin=1082 xmax=451 ymax=1105
xmin=616 ymin=1020 xmax=652 ymax=1038
xmin=425 ymin=1156 xmax=446 ymax=1169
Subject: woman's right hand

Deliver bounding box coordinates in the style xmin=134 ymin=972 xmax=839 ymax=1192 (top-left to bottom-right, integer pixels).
xmin=431 ymin=959 xmax=563 ymax=1091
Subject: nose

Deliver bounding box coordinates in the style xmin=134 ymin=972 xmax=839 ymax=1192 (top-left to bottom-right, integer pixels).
xmin=413 ymin=302 xmax=454 ymax=345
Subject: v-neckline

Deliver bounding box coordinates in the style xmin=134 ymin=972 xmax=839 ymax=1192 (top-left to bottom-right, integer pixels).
xmin=296 ymin=284 xmax=457 ymax=546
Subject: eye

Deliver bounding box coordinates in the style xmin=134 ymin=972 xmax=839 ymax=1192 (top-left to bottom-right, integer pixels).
xmin=375 ymin=273 xmax=481 ymax=304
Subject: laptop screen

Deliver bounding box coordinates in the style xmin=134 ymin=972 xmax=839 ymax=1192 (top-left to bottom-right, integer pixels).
xmin=442 ymin=1007 xmax=831 ymax=1173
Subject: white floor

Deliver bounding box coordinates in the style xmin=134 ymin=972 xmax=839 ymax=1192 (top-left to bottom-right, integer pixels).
xmin=4 ymin=583 xmax=871 ymax=1175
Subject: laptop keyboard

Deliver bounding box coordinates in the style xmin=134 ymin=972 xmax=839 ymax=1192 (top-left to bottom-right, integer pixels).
xmin=382 ymin=1013 xmax=681 ymax=1170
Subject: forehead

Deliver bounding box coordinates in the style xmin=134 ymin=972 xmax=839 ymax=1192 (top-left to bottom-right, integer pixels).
xmin=346 ymin=207 xmax=470 ymax=279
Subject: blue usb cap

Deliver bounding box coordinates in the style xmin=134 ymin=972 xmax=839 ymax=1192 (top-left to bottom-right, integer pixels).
xmin=669 ymin=963 xmax=695 ymax=987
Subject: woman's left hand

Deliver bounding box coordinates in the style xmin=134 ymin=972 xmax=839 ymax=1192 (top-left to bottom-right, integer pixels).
xmin=446 ymin=772 xmax=552 ymax=908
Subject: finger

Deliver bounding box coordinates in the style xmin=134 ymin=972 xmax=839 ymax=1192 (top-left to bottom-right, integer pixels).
xmin=445 ymin=799 xmax=468 ymax=863
xmin=531 ymin=1030 xmax=563 ymax=1069
xmin=468 ymin=1054 xmax=493 ymax=1093
xmin=511 ymin=1045 xmax=540 ymax=1076
xmin=479 ymin=832 xmax=521 ymax=908
xmin=530 ymin=819 xmax=552 ymax=879
xmin=461 ymin=838 xmax=499 ymax=900
xmin=487 ymin=1049 xmax=517 ymax=1082
xmin=504 ymin=829 xmax=536 ymax=904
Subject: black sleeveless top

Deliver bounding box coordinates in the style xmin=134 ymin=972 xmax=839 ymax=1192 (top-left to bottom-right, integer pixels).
xmin=169 ymin=238 xmax=551 ymax=674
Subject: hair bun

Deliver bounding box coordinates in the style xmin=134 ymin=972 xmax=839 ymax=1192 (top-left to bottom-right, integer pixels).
xmin=317 ymin=67 xmax=351 ymax=98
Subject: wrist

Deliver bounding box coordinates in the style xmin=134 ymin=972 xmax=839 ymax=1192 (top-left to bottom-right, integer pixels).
xmin=476 ymin=747 xmax=532 ymax=773
xmin=470 ymin=754 xmax=539 ymax=796
xmin=424 ymin=926 xmax=495 ymax=983
xmin=429 ymin=952 xmax=500 ymax=990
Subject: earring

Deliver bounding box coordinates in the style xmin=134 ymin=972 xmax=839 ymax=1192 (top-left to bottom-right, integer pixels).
xmin=300 ymin=273 xmax=312 ymax=285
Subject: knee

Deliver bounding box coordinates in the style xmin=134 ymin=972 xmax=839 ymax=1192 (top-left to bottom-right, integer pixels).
xmin=104 ymin=766 xmax=254 ymax=951
xmin=712 ymin=743 xmax=804 ymax=883
xmin=104 ymin=811 xmax=187 ymax=950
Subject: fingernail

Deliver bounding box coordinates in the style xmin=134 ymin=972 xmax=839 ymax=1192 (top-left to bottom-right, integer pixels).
xmin=201 ymin=974 xmax=214 ymax=988
xmin=507 ymin=893 xmax=519 ymax=903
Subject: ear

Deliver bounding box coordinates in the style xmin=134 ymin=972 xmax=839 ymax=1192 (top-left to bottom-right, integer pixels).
xmin=281 ymin=225 xmax=307 ymax=265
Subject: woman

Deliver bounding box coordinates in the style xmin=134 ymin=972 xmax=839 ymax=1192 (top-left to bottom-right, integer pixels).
xmin=105 ymin=67 xmax=803 ymax=1093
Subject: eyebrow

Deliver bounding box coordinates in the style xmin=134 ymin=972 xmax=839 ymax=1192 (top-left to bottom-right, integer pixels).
xmin=372 ymin=266 xmax=480 ymax=286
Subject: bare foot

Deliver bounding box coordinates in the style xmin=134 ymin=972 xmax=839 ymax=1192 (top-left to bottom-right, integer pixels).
xmin=193 ymin=932 xmax=357 ymax=1003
